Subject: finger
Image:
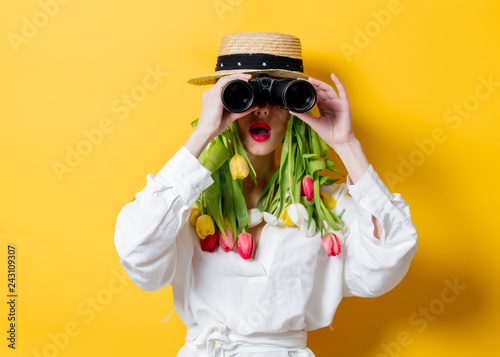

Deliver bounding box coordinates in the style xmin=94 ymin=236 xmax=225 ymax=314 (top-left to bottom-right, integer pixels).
xmin=306 ymin=76 xmax=334 ymax=92
xmin=289 ymin=80 xmax=335 ymax=112
xmin=224 ymin=104 xmax=259 ymax=124
xmin=315 ymin=87 xmax=337 ymax=103
xmin=234 ymin=104 xmax=259 ymax=118
xmin=297 ymin=76 xmax=330 ymax=93
xmin=289 ymin=110 xmax=321 ymax=130
xmin=214 ymin=73 xmax=253 ymax=88
xmin=206 ymin=73 xmax=254 ymax=104
xmin=330 ymin=73 xmax=348 ymax=101
xmin=303 ymin=76 xmax=340 ymax=100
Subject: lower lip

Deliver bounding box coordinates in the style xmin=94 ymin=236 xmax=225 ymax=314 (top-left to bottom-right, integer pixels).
xmin=250 ymin=132 xmax=271 ymax=142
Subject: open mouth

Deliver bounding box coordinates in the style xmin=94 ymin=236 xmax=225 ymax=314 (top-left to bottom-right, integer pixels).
xmin=249 ymin=122 xmax=271 ymax=142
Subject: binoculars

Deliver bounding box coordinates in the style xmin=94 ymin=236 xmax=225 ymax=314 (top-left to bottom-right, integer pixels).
xmin=221 ymin=74 xmax=316 ymax=113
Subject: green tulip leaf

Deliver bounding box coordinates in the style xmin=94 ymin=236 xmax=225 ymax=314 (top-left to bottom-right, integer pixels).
xmin=323 ymin=178 xmax=340 ymax=185
xmin=313 ymin=172 xmax=323 ymax=236
xmin=257 ymin=169 xmax=279 ymax=210
xmin=199 ymin=137 xmax=231 ymax=174
xmin=220 ymin=163 xmax=237 ymax=239
xmin=309 ymin=159 xmax=326 ymax=174
xmin=231 ymin=176 xmax=248 ymax=229
xmin=300 ymin=196 xmax=315 ymax=207
xmin=302 ymin=153 xmax=317 ymax=159
xmin=206 ymin=174 xmax=225 ymax=234
xmin=318 ymin=135 xmax=330 ymax=158
xmin=320 ymin=199 xmax=341 ymax=231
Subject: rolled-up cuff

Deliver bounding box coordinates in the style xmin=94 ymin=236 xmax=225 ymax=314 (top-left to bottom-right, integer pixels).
xmin=346 ymin=164 xmax=395 ymax=217
xmin=154 ymin=146 xmax=214 ymax=206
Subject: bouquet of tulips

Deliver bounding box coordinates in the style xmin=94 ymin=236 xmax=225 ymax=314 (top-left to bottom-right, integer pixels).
xmin=189 ymin=114 xmax=346 ymax=259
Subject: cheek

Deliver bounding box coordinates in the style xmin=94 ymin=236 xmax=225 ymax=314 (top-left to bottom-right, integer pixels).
xmin=235 ymin=116 xmax=251 ymax=136
xmin=272 ymin=112 xmax=290 ymax=137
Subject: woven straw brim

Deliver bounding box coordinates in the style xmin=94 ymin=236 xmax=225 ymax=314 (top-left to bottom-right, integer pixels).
xmin=188 ymin=69 xmax=309 ymax=85
xmin=188 ymin=32 xmax=309 ymax=85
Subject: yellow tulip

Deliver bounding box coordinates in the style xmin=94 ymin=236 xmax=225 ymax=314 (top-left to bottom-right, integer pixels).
xmin=283 ymin=208 xmax=295 ymax=227
xmin=229 ymin=154 xmax=249 ymax=180
xmin=196 ymin=215 xmax=215 ymax=239
xmin=321 ymin=192 xmax=337 ymax=210
xmin=189 ymin=203 xmax=201 ymax=227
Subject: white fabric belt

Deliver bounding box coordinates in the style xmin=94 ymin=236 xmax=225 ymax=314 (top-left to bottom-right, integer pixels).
xmin=185 ymin=323 xmax=312 ymax=356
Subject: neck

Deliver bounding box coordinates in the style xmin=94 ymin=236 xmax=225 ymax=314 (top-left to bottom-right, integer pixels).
xmin=242 ymin=151 xmax=278 ymax=208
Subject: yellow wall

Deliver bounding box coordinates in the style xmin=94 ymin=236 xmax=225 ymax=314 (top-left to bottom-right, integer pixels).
xmin=1 ymin=0 xmax=499 ymax=356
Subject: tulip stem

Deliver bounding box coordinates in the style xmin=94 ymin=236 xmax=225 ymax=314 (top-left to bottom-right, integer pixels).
xmin=200 ymin=190 xmax=205 ymax=215
xmin=262 ymin=183 xmax=273 ymax=212
xmin=288 ymin=118 xmax=295 ymax=204
xmin=233 ymin=139 xmax=238 ymax=156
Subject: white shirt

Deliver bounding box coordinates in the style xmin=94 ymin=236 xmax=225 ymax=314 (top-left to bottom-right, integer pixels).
xmin=114 ymin=146 xmax=418 ymax=356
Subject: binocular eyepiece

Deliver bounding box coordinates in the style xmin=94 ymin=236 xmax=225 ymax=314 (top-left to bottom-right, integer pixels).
xmin=221 ymin=74 xmax=316 ymax=113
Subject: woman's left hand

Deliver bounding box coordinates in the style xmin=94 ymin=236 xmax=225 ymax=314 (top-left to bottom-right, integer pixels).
xmin=290 ymin=73 xmax=356 ymax=148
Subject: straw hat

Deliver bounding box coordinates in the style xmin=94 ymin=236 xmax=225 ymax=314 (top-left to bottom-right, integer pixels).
xmin=187 ymin=32 xmax=310 ymax=85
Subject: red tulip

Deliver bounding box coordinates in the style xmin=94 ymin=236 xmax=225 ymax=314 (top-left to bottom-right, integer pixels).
xmin=237 ymin=232 xmax=255 ymax=260
xmin=321 ymin=233 xmax=341 ymax=257
xmin=301 ymin=175 xmax=314 ymax=201
xmin=200 ymin=232 xmax=219 ymax=252
xmin=218 ymin=228 xmax=235 ymax=252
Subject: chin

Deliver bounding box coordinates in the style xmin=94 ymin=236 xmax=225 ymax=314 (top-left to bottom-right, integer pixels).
xmin=246 ymin=146 xmax=276 ymax=157
xmin=241 ymin=140 xmax=276 ymax=157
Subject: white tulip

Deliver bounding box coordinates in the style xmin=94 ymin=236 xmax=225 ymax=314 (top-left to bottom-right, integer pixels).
xmin=247 ymin=208 xmax=263 ymax=228
xmin=287 ymin=203 xmax=308 ymax=226
xmin=263 ymin=212 xmax=278 ymax=225
xmin=300 ymin=219 xmax=317 ymax=238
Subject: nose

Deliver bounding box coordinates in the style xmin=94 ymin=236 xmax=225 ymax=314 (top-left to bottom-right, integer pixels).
xmin=253 ymin=101 xmax=270 ymax=119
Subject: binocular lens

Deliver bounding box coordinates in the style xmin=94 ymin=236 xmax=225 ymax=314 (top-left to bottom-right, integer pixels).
xmin=221 ymin=80 xmax=254 ymax=113
xmin=284 ymin=81 xmax=316 ymax=113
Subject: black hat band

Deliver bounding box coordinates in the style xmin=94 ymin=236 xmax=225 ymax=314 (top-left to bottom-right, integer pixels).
xmin=215 ymin=53 xmax=303 ymax=72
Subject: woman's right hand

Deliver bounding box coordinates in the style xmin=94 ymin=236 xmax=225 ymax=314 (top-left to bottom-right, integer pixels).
xmin=196 ymin=73 xmax=259 ymax=139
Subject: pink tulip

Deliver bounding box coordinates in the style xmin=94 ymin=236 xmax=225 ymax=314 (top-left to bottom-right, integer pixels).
xmin=237 ymin=232 xmax=255 ymax=260
xmin=200 ymin=232 xmax=219 ymax=253
xmin=301 ymin=175 xmax=314 ymax=201
xmin=218 ymin=228 xmax=235 ymax=252
xmin=321 ymin=233 xmax=341 ymax=257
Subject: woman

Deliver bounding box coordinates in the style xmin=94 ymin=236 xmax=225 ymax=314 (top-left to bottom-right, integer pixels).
xmin=114 ymin=32 xmax=418 ymax=356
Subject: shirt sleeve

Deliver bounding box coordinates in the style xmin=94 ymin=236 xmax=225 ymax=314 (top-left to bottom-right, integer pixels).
xmin=113 ymin=146 xmax=214 ymax=291
xmin=339 ymin=164 xmax=418 ymax=297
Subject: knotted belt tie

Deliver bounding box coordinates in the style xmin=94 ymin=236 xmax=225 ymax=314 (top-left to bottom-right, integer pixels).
xmin=185 ymin=323 xmax=309 ymax=356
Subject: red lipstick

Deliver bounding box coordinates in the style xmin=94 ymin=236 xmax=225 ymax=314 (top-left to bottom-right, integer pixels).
xmin=249 ymin=122 xmax=271 ymax=142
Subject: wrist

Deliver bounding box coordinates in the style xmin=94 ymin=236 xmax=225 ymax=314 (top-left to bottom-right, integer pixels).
xmin=332 ymin=134 xmax=359 ymax=153
xmin=332 ymin=137 xmax=371 ymax=185
xmin=184 ymin=129 xmax=213 ymax=158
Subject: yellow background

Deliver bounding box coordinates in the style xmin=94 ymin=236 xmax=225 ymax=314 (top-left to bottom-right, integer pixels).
xmin=1 ymin=0 xmax=499 ymax=356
